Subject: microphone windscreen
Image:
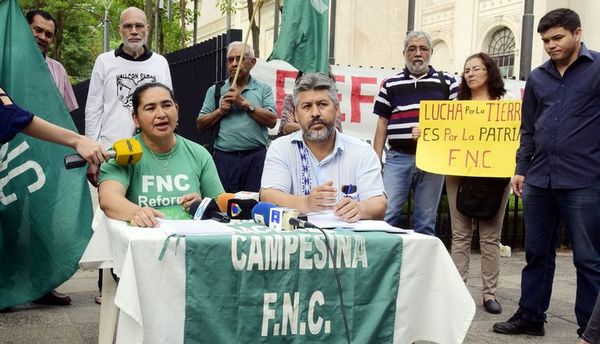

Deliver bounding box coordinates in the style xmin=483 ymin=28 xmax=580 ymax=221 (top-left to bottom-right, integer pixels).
xmin=227 ymin=198 xmax=258 ymax=219
xmin=251 ymin=202 xmax=276 ymax=226
xmin=189 ymin=200 xmax=201 ymax=216
xmin=63 ymin=138 xmax=142 ymax=169
xmin=215 ymin=193 xmax=235 ymax=212
xmin=112 ymin=138 xmax=143 ymax=166
xmin=188 ymin=198 xmax=221 ymax=220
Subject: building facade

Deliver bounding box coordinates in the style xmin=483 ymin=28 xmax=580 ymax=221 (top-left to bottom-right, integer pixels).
xmin=195 ymin=0 xmax=600 ymax=78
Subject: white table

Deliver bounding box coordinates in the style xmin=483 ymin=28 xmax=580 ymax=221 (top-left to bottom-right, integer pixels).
xmin=80 ymin=213 xmax=475 ymax=344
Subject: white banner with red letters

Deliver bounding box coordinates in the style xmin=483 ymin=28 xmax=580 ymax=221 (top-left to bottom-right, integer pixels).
xmin=254 ymin=59 xmax=525 ymax=142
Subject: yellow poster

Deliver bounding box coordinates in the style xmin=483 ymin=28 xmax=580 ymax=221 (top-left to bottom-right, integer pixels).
xmin=416 ymin=100 xmax=522 ymax=177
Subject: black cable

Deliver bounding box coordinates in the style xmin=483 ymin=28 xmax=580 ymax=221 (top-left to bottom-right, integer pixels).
xmin=315 ymin=226 xmax=352 ymax=344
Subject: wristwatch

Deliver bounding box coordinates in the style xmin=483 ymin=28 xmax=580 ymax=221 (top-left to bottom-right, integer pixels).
xmin=247 ymin=103 xmax=256 ymax=112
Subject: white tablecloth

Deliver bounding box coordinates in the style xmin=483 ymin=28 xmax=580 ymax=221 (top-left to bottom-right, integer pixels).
xmin=80 ymin=213 xmax=475 ymax=344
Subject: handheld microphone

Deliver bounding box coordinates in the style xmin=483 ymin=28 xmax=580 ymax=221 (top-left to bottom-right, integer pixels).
xmin=215 ymin=193 xmax=235 ymax=212
xmin=228 ymin=198 xmax=258 ymax=220
xmin=188 ymin=198 xmax=231 ymax=223
xmin=251 ymin=202 xmax=276 ymax=226
xmin=269 ymin=208 xmax=300 ymax=231
xmin=64 ymin=138 xmax=143 ymax=169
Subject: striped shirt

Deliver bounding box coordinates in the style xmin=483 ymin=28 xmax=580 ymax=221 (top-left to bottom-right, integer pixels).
xmin=373 ymin=66 xmax=459 ymax=154
xmin=46 ymin=57 xmax=78 ymax=112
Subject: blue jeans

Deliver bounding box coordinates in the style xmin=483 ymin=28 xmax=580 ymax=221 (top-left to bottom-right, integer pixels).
xmin=383 ymin=150 xmax=445 ymax=235
xmin=582 ymin=293 xmax=600 ymax=344
xmin=519 ymin=183 xmax=600 ymax=334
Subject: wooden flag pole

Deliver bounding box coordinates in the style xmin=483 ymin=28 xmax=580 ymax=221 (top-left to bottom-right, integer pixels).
xmin=231 ymin=0 xmax=265 ymax=86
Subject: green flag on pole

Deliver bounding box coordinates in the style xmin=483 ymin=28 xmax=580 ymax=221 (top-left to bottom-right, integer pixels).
xmin=268 ymin=0 xmax=330 ymax=74
xmin=0 ymin=0 xmax=94 ymax=309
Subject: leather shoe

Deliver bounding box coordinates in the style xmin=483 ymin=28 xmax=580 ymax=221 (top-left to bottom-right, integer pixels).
xmin=493 ymin=310 xmax=544 ymax=336
xmin=33 ymin=290 xmax=72 ymax=306
xmin=483 ymin=299 xmax=502 ymax=314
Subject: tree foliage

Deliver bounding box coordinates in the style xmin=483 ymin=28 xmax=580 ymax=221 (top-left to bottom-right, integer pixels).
xmin=18 ymin=0 xmax=195 ymax=83
xmin=216 ymin=0 xmax=261 ymax=57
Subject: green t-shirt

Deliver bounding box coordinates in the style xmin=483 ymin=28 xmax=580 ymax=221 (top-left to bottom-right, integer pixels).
xmin=99 ymin=134 xmax=224 ymax=218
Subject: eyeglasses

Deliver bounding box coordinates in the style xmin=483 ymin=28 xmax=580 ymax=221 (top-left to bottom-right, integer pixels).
xmin=464 ymin=66 xmax=487 ymax=74
xmin=226 ymin=55 xmax=253 ymax=63
xmin=405 ymin=45 xmax=431 ymax=54
xmin=121 ymin=23 xmax=146 ymax=32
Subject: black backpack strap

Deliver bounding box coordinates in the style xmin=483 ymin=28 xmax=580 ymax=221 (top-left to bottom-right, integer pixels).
xmin=206 ymin=81 xmax=224 ymax=156
xmin=436 ymin=71 xmax=450 ymax=99
xmin=214 ymin=81 xmax=224 ymax=109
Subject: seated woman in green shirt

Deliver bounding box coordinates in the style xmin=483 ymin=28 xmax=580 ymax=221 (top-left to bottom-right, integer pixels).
xmin=99 ymin=82 xmax=224 ymax=227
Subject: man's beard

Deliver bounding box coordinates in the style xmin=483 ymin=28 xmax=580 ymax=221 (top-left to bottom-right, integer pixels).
xmin=124 ymin=40 xmax=145 ymax=52
xmin=303 ymin=119 xmax=335 ymax=142
xmin=406 ymin=62 xmax=428 ymax=76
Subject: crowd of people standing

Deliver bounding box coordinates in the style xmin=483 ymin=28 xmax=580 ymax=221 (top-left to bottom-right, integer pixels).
xmin=3 ymin=4 xmax=600 ymax=342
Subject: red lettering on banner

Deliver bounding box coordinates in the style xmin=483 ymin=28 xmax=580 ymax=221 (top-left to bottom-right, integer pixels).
xmin=275 ymin=70 xmax=298 ymax=117
xmin=350 ymin=76 xmax=376 ymax=123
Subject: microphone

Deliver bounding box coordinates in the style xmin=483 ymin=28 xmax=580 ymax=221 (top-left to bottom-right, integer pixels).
xmin=227 ymin=198 xmax=258 ymax=220
xmin=64 ymin=138 xmax=143 ymax=169
xmin=215 ymin=193 xmax=235 ymax=212
xmin=188 ymin=198 xmax=231 ymax=223
xmin=269 ymin=207 xmax=300 ymax=231
xmin=251 ymin=202 xmax=276 ymax=226
xmin=289 ymin=217 xmax=317 ymax=229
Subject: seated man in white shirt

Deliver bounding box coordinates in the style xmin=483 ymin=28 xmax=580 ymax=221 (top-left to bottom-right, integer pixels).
xmin=260 ymin=73 xmax=386 ymax=222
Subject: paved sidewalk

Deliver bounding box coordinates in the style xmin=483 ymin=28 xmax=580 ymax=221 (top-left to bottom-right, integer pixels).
xmin=0 ymin=250 xmax=580 ymax=343
xmin=464 ymin=250 xmax=579 ymax=343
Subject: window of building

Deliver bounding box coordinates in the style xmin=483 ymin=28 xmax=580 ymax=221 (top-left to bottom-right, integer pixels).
xmin=488 ymin=27 xmax=515 ymax=78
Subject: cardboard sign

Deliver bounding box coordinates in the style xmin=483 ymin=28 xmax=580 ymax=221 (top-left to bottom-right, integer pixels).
xmin=416 ymin=100 xmax=522 ymax=177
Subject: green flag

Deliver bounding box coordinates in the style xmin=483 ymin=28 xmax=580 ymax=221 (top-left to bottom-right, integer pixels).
xmin=268 ymin=0 xmax=330 ymax=74
xmin=0 ymin=0 xmax=93 ymax=308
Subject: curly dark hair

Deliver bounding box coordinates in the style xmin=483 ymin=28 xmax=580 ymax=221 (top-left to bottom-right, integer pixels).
xmin=457 ymin=52 xmax=506 ymax=100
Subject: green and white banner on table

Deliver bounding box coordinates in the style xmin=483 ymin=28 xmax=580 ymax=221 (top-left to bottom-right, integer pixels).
xmin=185 ymin=225 xmax=403 ymax=343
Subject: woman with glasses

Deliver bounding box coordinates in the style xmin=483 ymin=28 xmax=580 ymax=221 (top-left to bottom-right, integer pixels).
xmin=446 ymin=52 xmax=510 ymax=314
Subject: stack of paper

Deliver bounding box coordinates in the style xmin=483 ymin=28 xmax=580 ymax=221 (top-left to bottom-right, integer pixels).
xmin=307 ymin=211 xmax=413 ymax=233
